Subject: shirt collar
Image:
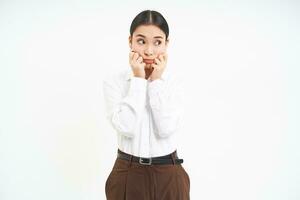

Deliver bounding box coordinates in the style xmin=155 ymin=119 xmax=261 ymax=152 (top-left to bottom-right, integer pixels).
xmin=125 ymin=68 xmax=168 ymax=81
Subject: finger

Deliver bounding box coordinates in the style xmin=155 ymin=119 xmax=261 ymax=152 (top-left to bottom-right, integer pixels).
xmin=159 ymin=54 xmax=164 ymax=62
xmin=152 ymin=63 xmax=158 ymax=69
xmin=159 ymin=53 xmax=166 ymax=63
xmin=133 ymin=53 xmax=139 ymax=61
xmin=137 ymin=56 xmax=143 ymax=63
xmin=154 ymin=58 xmax=161 ymax=65
xmin=129 ymin=51 xmax=136 ymax=60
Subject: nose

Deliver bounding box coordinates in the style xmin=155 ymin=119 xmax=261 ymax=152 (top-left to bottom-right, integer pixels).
xmin=144 ymin=45 xmax=154 ymax=57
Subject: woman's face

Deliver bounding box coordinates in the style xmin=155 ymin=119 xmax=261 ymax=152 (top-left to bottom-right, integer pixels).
xmin=129 ymin=24 xmax=169 ymax=66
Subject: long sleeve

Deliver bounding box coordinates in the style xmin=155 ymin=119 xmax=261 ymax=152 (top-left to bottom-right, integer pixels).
xmin=148 ymin=75 xmax=184 ymax=138
xmin=103 ymin=76 xmax=147 ymax=138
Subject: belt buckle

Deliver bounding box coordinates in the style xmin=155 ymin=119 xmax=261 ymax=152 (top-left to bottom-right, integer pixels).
xmin=139 ymin=157 xmax=152 ymax=165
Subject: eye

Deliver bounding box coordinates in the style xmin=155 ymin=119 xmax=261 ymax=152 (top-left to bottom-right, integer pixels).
xmin=137 ymin=39 xmax=145 ymax=45
xmin=154 ymin=40 xmax=162 ymax=46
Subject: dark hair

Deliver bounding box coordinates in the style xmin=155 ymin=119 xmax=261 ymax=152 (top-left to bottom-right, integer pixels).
xmin=130 ymin=10 xmax=169 ymax=41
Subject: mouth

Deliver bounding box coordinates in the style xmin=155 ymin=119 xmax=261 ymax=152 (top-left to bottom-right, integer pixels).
xmin=143 ymin=59 xmax=155 ymax=64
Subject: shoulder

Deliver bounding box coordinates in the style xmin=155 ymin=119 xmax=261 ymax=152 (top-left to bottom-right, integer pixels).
xmin=102 ymin=68 xmax=128 ymax=86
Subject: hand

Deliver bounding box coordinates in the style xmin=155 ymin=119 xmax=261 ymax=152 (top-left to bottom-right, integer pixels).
xmin=129 ymin=50 xmax=146 ymax=79
xmin=149 ymin=53 xmax=168 ymax=81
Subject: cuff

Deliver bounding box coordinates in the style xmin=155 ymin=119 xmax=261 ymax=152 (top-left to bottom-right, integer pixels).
xmin=148 ymin=78 xmax=164 ymax=96
xmin=148 ymin=79 xmax=165 ymax=109
xmin=128 ymin=76 xmax=147 ymax=95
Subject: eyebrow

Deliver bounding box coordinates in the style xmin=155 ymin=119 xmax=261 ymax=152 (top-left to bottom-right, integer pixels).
xmin=135 ymin=34 xmax=164 ymax=39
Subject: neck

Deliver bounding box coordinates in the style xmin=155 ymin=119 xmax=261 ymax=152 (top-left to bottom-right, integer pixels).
xmin=145 ymin=68 xmax=153 ymax=80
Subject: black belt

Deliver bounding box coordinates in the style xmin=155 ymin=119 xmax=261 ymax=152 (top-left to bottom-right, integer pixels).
xmin=117 ymin=149 xmax=184 ymax=165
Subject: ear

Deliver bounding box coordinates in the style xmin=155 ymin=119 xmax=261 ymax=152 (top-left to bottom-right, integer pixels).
xmin=128 ymin=36 xmax=132 ymax=49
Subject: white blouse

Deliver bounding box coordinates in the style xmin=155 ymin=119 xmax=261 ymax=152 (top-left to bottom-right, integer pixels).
xmin=102 ymin=67 xmax=184 ymax=157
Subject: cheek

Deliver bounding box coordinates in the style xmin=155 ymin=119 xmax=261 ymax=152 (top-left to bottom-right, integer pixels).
xmin=156 ymin=50 xmax=166 ymax=57
xmin=156 ymin=46 xmax=166 ymax=54
xmin=131 ymin=44 xmax=143 ymax=53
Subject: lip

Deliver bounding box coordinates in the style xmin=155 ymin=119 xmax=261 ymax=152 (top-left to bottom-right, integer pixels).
xmin=143 ymin=59 xmax=155 ymax=64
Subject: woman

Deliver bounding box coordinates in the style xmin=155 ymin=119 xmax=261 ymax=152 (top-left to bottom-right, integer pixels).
xmin=103 ymin=10 xmax=190 ymax=200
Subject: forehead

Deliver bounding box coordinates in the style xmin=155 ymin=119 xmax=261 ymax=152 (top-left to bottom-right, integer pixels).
xmin=133 ymin=25 xmax=165 ymax=39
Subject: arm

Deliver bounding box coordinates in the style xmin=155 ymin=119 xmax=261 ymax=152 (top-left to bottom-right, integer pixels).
xmin=103 ymin=76 xmax=147 ymax=138
xmin=148 ymin=75 xmax=184 ymax=138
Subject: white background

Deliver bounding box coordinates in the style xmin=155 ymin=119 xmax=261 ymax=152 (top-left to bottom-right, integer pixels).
xmin=0 ymin=0 xmax=299 ymax=199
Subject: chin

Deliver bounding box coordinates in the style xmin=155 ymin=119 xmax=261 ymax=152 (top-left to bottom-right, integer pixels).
xmin=145 ymin=64 xmax=151 ymax=69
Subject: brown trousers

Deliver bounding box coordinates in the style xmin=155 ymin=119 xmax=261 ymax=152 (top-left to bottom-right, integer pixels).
xmin=105 ymin=150 xmax=190 ymax=200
